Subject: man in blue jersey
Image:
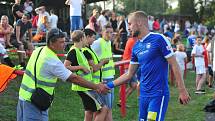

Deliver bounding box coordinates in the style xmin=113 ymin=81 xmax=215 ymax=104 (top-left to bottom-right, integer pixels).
xmin=106 ymin=11 xmax=191 ymax=121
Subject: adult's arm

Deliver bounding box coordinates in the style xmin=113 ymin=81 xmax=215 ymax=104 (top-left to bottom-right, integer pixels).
xmin=112 ymin=64 xmax=138 ymax=86
xmin=28 ymin=28 xmax=32 ymax=42
xmin=167 ymin=55 xmax=191 ymax=105
xmin=66 ymin=73 xmax=107 ymax=93
xmin=15 ymin=25 xmax=21 ymax=43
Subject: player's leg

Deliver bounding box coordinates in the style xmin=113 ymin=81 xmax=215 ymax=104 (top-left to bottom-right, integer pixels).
xmin=147 ymin=95 xmax=169 ymax=121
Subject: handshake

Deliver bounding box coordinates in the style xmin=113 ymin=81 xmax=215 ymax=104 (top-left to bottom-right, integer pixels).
xmin=95 ymin=81 xmax=115 ymax=94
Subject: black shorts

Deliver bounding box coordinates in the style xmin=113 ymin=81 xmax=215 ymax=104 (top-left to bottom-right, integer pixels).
xmin=208 ymin=66 xmax=213 ymax=76
xmin=77 ymin=90 xmax=104 ymax=112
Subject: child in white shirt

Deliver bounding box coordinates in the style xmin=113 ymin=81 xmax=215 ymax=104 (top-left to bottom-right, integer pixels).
xmin=175 ymin=44 xmax=187 ymax=79
xmin=191 ymin=36 xmax=206 ymax=94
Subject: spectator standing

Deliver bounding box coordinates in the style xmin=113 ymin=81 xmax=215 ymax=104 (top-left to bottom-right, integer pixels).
xmin=12 ymin=0 xmax=24 ymax=24
xmin=175 ymin=44 xmax=187 ymax=79
xmin=174 ymin=21 xmax=180 ymax=33
xmin=88 ymin=9 xmax=100 ymax=33
xmin=112 ymin=32 xmax=124 ymax=55
xmin=118 ymin=15 xmax=128 ymax=49
xmin=153 ymin=18 xmax=160 ymax=32
xmin=97 ymin=10 xmax=108 ymax=31
xmin=65 ymin=0 xmax=83 ymax=32
xmin=49 ymin=9 xmax=58 ymax=29
xmin=119 ymin=31 xmax=138 ymax=105
xmin=186 ymin=29 xmax=197 ymax=62
xmin=91 ymin=25 xmax=115 ymax=121
xmin=148 ymin=16 xmax=154 ymax=32
xmin=192 ymin=36 xmax=206 ymax=94
xmin=110 ymin=12 xmax=118 ymax=32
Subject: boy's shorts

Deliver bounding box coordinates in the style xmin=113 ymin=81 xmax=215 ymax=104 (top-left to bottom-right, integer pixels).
xmin=102 ymin=78 xmax=114 ymax=109
xmin=77 ymin=90 xmax=105 ymax=112
xmin=196 ymin=65 xmax=206 ymax=74
xmin=139 ymin=95 xmax=169 ymax=121
xmin=208 ymin=66 xmax=213 ymax=76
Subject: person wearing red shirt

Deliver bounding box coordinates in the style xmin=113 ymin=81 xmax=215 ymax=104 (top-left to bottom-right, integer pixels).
xmin=153 ymin=18 xmax=160 ymax=32
xmin=118 ymin=32 xmax=138 ymax=106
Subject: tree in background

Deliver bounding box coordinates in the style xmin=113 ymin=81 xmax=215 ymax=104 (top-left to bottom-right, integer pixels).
xmin=116 ymin=0 xmax=168 ymax=16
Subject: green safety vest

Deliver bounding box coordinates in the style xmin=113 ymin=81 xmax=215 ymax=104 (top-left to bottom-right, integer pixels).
xmin=69 ymin=46 xmax=92 ymax=91
xmin=98 ymin=38 xmax=115 ymax=78
xmin=82 ymin=47 xmax=101 ymax=84
xmin=19 ymin=46 xmax=58 ymax=101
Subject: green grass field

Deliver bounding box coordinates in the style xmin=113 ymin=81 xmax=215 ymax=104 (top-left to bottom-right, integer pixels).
xmin=0 ymin=69 xmax=214 ymax=121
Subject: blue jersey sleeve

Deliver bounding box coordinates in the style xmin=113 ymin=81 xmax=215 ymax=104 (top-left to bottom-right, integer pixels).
xmin=130 ymin=45 xmax=139 ymax=64
xmin=159 ymin=35 xmax=174 ymax=58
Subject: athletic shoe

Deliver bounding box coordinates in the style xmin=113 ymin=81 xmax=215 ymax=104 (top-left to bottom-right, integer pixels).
xmin=195 ymin=90 xmax=206 ymax=94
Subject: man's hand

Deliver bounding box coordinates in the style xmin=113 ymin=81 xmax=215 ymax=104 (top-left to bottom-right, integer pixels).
xmin=95 ymin=83 xmax=110 ymax=94
xmin=178 ymin=88 xmax=191 ymax=105
xmin=101 ymin=58 xmax=109 ymax=65
xmin=81 ymin=67 xmax=90 ymax=73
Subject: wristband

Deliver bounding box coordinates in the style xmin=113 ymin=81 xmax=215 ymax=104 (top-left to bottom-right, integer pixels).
xmin=106 ymin=81 xmax=115 ymax=89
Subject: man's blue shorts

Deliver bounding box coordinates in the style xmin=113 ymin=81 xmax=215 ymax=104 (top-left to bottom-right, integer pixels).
xmin=139 ymin=95 xmax=169 ymax=121
xmin=17 ymin=99 xmax=48 ymax=121
xmin=70 ymin=16 xmax=81 ymax=31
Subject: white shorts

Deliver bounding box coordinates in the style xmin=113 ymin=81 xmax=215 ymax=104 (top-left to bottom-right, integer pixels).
xmin=196 ymin=65 xmax=206 ymax=74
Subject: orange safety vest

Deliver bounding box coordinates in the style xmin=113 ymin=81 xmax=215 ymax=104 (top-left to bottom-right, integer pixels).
xmin=0 ymin=64 xmax=17 ymax=93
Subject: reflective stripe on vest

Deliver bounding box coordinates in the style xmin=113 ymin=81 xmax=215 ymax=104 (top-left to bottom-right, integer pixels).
xmin=19 ymin=46 xmax=58 ymax=101
xmin=102 ymin=66 xmax=115 ymax=72
xmin=98 ymin=38 xmax=115 ymax=77
xmin=69 ymin=46 xmax=92 ymax=91
xmin=20 ymin=83 xmax=34 ymax=93
xmin=25 ymin=69 xmax=56 ymax=87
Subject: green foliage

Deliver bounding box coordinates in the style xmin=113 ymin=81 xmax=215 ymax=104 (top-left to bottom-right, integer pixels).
xmin=116 ymin=0 xmax=168 ymax=16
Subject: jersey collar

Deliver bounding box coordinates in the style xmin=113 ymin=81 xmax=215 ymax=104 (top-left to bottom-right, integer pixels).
xmin=139 ymin=32 xmax=152 ymax=42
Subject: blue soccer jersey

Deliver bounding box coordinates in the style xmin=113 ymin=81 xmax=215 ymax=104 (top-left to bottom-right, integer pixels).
xmin=187 ymin=35 xmax=196 ymax=48
xmin=131 ymin=32 xmax=174 ymax=97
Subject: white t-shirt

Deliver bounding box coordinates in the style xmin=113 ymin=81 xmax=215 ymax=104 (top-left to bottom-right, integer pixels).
xmin=175 ymin=51 xmax=187 ymax=70
xmin=174 ymin=23 xmax=180 ymax=32
xmin=37 ymin=11 xmax=50 ymax=27
xmin=69 ymin=0 xmax=83 ymax=16
xmin=97 ymin=15 xmax=108 ymax=30
xmin=24 ymin=2 xmax=33 ymax=13
xmin=50 ymin=14 xmax=58 ymax=29
xmin=148 ymin=20 xmax=153 ymax=31
xmin=41 ymin=56 xmax=72 ymax=82
xmin=191 ymin=44 xmax=205 ymax=67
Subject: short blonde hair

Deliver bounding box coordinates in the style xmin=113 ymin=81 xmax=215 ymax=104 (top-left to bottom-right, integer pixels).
xmin=71 ymin=30 xmax=85 ymax=42
xmin=177 ymin=43 xmax=185 ymax=51
xmin=128 ymin=11 xmax=148 ymax=22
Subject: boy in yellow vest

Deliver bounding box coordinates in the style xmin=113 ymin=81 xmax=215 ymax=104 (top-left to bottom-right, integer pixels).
xmin=91 ymin=25 xmax=115 ymax=121
xmin=64 ymin=30 xmax=108 ymax=121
